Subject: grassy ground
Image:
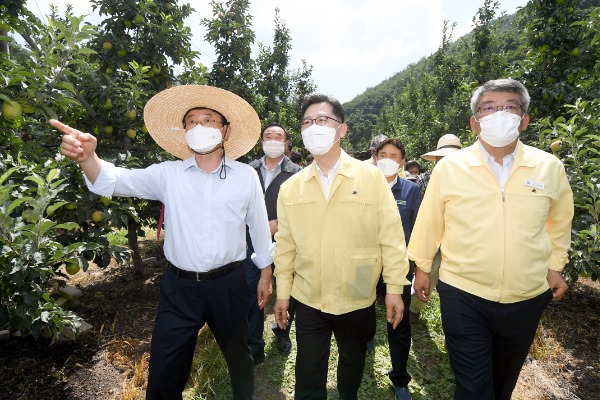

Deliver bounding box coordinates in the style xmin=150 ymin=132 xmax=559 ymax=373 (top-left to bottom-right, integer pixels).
xmin=105 ymin=228 xmax=455 ymax=398
xmin=182 ymin=294 xmax=454 ymax=400
xmin=99 ymin=231 xmax=597 ymax=400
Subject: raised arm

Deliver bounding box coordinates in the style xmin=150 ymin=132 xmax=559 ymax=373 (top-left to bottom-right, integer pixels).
xmin=50 ymin=119 xmax=102 ymax=184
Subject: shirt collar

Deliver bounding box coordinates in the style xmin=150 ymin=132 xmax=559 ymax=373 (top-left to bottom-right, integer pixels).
xmin=388 ymin=175 xmax=398 ymax=188
xmin=182 ymin=156 xmax=235 ymax=174
xmin=304 ymin=150 xmax=356 ymax=182
xmin=478 ymin=140 xmax=517 ymax=166
xmin=260 ymin=156 xmax=283 ymax=171
xmin=315 ymin=154 xmax=341 ymax=179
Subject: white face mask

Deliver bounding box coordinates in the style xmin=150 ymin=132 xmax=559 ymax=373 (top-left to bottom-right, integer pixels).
xmin=185 ymin=125 xmax=223 ymax=153
xmin=301 ymin=124 xmax=340 ymax=156
xmin=262 ymin=140 xmax=286 ymax=158
xmin=477 ymin=111 xmax=523 ymax=148
xmin=376 ymin=158 xmax=401 ymax=177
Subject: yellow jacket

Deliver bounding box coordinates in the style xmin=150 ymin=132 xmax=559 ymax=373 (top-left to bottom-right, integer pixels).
xmin=408 ymin=141 xmax=574 ymax=303
xmin=273 ymin=150 xmax=410 ymax=315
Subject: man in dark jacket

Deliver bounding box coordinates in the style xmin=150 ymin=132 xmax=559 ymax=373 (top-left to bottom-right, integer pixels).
xmin=244 ymin=123 xmax=301 ymax=364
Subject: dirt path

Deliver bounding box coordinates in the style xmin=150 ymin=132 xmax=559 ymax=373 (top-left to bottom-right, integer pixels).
xmin=0 ymin=241 xmax=598 ymax=400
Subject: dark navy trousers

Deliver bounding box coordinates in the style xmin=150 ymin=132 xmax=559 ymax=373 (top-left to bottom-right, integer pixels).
xmin=244 ymin=257 xmax=295 ymax=355
xmin=294 ymin=301 xmax=374 ymax=400
xmin=438 ymin=280 xmax=553 ymax=400
xmin=386 ymin=283 xmax=413 ymax=388
xmin=146 ymin=266 xmax=254 ymax=400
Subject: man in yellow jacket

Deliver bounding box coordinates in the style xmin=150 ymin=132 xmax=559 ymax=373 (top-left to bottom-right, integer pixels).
xmin=408 ymin=79 xmax=574 ymax=400
xmin=273 ymin=93 xmax=409 ymax=400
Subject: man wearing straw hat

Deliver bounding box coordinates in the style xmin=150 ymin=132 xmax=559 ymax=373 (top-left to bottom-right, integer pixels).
xmin=50 ymin=85 xmax=273 ymax=400
xmin=409 ymin=133 xmax=462 ymax=323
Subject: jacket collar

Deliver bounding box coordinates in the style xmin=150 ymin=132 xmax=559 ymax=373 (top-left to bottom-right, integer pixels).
xmin=467 ymin=140 xmax=537 ymax=169
xmin=303 ymin=149 xmax=356 ymax=182
xmin=280 ymin=156 xmax=300 ymax=173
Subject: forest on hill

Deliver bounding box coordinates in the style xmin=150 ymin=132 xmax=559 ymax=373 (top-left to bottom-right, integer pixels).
xmin=343 ymin=0 xmax=600 ymax=159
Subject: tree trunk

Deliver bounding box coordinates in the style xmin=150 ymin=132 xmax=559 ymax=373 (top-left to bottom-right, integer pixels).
xmin=127 ymin=219 xmax=144 ymax=275
xmin=0 ymin=28 xmax=8 ymax=55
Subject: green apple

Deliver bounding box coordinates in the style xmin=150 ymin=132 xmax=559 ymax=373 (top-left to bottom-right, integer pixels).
xmin=134 ymin=14 xmax=145 ymax=25
xmin=99 ymin=197 xmax=111 ymax=206
xmin=117 ymin=49 xmax=127 ymax=57
xmin=104 ymin=126 xmax=113 ymax=134
xmin=126 ymin=109 xmax=137 ymax=119
xmin=141 ymin=124 xmax=148 ymax=133
xmin=102 ymin=41 xmax=113 ymax=51
xmin=2 ymin=100 xmax=23 ymax=120
xmin=570 ymin=48 xmax=581 ymax=57
xmin=91 ymin=210 xmax=105 ymax=223
xmin=126 ymin=129 xmax=137 ymax=139
xmin=65 ymin=261 xmax=80 ymax=275
xmin=550 ymin=140 xmax=562 ymax=152
xmin=65 ymin=202 xmax=77 ymax=210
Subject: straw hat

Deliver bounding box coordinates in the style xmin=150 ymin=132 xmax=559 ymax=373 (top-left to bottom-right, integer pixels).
xmin=143 ymin=85 xmax=260 ymax=160
xmin=421 ymin=134 xmax=462 ymax=162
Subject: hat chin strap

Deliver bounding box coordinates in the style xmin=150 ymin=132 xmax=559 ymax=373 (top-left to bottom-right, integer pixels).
xmin=219 ymin=146 xmax=227 ymax=180
xmin=190 ymin=143 xmax=227 ymax=180
xmin=191 ymin=142 xmax=223 ymax=156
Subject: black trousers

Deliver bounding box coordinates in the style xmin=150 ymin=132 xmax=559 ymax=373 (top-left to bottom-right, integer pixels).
xmin=294 ymin=301 xmax=374 ymax=400
xmin=146 ymin=267 xmax=254 ymax=400
xmin=438 ymin=280 xmax=553 ymax=400
xmin=386 ymin=283 xmax=412 ymax=388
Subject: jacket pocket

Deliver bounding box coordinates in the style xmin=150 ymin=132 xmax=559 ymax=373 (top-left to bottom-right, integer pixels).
xmin=345 ymin=250 xmax=381 ymax=301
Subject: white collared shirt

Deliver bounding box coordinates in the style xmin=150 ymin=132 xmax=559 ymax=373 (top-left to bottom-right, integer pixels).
xmin=84 ymin=157 xmax=273 ymax=272
xmin=260 ymin=156 xmax=283 ymax=190
xmin=479 ymin=141 xmax=517 ymax=189
xmin=315 ymin=155 xmax=341 ymax=201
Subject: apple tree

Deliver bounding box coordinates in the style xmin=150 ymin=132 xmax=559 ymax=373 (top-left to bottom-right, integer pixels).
xmin=0 ymin=6 xmax=130 ymax=341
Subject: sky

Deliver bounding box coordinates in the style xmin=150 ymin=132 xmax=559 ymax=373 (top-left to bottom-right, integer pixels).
xmin=25 ymin=0 xmax=530 ymax=103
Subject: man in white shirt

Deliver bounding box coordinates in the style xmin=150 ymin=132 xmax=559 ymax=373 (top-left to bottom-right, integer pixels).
xmin=50 ymin=85 xmax=273 ymax=400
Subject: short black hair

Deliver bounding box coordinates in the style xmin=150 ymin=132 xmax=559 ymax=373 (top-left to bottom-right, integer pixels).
xmin=375 ymin=138 xmax=406 ymax=160
xmin=182 ymin=107 xmax=229 ymax=128
xmin=290 ymin=150 xmax=302 ymax=164
xmin=300 ymin=93 xmax=345 ymax=122
xmin=405 ymin=159 xmax=421 ymax=172
xmin=261 ymin=123 xmax=289 ymax=140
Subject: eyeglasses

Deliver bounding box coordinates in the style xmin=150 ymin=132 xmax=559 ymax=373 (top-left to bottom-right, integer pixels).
xmin=476 ymin=103 xmax=522 ymax=116
xmin=186 ymin=117 xmax=226 ymax=129
xmin=301 ymin=115 xmax=342 ymax=129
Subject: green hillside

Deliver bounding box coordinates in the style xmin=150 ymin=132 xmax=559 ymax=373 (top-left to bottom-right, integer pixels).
xmin=343 ymin=0 xmax=599 ymax=159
